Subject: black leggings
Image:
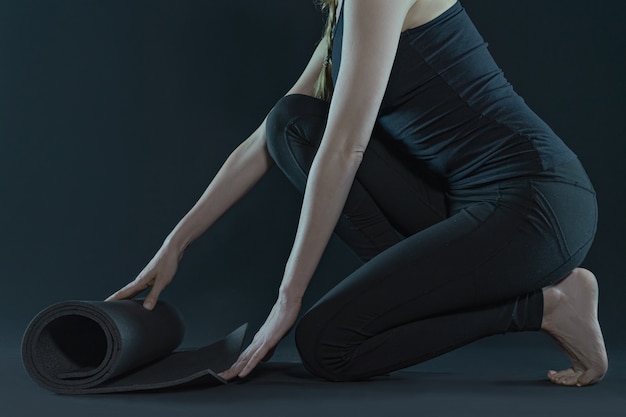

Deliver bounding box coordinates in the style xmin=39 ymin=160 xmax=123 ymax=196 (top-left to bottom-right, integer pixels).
xmin=265 ymin=94 xmax=598 ymax=381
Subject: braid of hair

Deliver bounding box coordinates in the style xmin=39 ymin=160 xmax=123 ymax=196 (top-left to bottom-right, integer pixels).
xmin=313 ymin=0 xmax=338 ymax=101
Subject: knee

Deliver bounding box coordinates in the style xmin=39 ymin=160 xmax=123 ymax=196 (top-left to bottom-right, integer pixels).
xmin=265 ymin=95 xmax=294 ymax=161
xmin=294 ymin=310 xmax=360 ymax=382
xmin=265 ymin=94 xmax=328 ymax=161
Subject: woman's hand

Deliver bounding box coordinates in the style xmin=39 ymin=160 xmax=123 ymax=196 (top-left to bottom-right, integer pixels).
xmin=105 ymin=242 xmax=182 ymax=310
xmin=218 ymin=296 xmax=302 ymax=380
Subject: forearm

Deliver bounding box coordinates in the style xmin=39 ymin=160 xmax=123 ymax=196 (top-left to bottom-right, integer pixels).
xmin=279 ymin=147 xmax=362 ymax=300
xmin=165 ymin=120 xmax=274 ymax=254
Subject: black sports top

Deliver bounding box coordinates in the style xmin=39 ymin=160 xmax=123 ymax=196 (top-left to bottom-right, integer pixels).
xmin=330 ymin=1 xmax=577 ymax=188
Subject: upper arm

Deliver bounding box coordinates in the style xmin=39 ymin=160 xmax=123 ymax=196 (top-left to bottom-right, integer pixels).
xmin=319 ymin=0 xmax=415 ymax=157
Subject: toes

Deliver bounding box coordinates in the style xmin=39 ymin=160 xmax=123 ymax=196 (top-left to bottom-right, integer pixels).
xmin=561 ymin=373 xmax=582 ymax=386
xmin=548 ymin=366 xmax=606 ymax=387
xmin=547 ymin=368 xmax=579 ymax=385
xmin=548 ymin=371 xmax=562 ymax=384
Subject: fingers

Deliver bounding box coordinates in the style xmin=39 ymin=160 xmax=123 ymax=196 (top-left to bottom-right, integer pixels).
xmin=104 ymin=279 xmax=160 ymax=311
xmin=142 ymin=281 xmax=166 ymax=311
xmin=239 ymin=349 xmax=264 ymax=378
xmin=104 ymin=267 xmax=161 ymax=309
xmin=218 ymin=342 xmax=270 ymax=381
xmin=261 ymin=346 xmax=276 ymax=363
xmin=104 ymin=278 xmax=163 ymax=311
xmin=105 ymin=278 xmax=151 ymax=302
xmin=218 ymin=350 xmax=248 ymax=381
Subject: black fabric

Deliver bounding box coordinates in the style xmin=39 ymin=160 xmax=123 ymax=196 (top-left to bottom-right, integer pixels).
xmin=21 ymin=300 xmax=247 ymax=394
xmin=265 ymin=94 xmax=597 ymax=381
xmin=331 ymin=1 xmax=577 ymax=188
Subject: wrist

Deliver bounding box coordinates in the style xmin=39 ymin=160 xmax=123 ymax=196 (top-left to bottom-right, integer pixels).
xmin=278 ymin=286 xmax=303 ymax=305
xmin=163 ymin=235 xmax=187 ymax=259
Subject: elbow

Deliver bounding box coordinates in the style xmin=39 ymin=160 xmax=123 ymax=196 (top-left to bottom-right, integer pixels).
xmin=314 ymin=145 xmax=365 ymax=174
xmin=319 ymin=136 xmax=366 ymax=161
xmin=316 ymin=129 xmax=368 ymax=169
xmin=325 ymin=143 xmax=364 ymax=162
xmin=326 ymin=147 xmax=365 ymax=175
xmin=338 ymin=141 xmax=366 ymax=164
xmin=345 ymin=147 xmax=365 ymax=165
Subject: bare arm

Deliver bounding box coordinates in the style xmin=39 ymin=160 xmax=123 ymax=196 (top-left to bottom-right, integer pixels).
xmin=165 ymin=121 xmax=273 ymax=255
xmin=166 ymin=40 xmax=328 ymax=256
xmin=106 ymin=38 xmax=328 ymax=306
xmin=218 ymin=0 xmax=417 ymax=379
xmin=279 ymin=0 xmax=415 ymax=299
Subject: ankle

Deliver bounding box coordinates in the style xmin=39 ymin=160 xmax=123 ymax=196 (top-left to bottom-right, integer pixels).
xmin=541 ymin=286 xmax=563 ymax=331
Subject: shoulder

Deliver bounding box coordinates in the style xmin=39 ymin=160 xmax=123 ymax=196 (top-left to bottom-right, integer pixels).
xmin=339 ymin=0 xmax=415 ymax=60
xmin=342 ymin=0 xmax=459 ymax=33
xmin=342 ymin=0 xmax=416 ymax=29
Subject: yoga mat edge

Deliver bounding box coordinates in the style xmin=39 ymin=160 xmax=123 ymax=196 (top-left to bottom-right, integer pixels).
xmin=21 ymin=299 xmax=248 ymax=394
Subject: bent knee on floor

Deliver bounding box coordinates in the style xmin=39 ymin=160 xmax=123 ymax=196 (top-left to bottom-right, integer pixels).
xmin=294 ymin=315 xmax=364 ymax=382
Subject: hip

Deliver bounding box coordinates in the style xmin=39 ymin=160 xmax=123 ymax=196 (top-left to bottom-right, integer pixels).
xmin=445 ymin=157 xmax=597 ymax=260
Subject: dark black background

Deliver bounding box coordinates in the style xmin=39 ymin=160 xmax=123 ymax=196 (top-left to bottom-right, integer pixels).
xmin=1 ymin=0 xmax=624 ymax=357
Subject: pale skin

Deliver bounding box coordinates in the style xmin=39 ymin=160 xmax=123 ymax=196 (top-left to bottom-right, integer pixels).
xmin=106 ymin=0 xmax=608 ymax=386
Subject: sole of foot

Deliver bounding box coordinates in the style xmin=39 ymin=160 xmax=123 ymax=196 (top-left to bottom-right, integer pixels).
xmin=541 ymin=268 xmax=608 ymax=387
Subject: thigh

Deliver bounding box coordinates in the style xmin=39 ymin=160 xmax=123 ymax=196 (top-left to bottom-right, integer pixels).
xmin=266 ymin=94 xmax=448 ymax=238
xmin=296 ymin=177 xmax=595 ymax=362
xmin=266 ymin=94 xmax=404 ymax=261
xmin=357 ymin=124 xmax=447 ymax=237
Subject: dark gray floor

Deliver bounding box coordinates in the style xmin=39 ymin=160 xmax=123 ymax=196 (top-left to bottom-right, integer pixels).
xmin=2 ymin=331 xmax=625 ymax=417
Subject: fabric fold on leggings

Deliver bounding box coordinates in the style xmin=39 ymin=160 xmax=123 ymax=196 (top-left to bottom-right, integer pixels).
xmin=265 ymin=93 xmax=597 ymax=381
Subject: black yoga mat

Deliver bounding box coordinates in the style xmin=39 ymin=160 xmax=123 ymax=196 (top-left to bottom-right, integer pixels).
xmin=21 ymin=299 xmax=247 ymax=394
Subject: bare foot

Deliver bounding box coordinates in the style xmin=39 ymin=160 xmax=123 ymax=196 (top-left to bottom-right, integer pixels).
xmin=541 ymin=268 xmax=608 ymax=386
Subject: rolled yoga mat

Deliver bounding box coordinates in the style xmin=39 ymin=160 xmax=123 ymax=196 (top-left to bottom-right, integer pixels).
xmin=21 ymin=299 xmax=247 ymax=394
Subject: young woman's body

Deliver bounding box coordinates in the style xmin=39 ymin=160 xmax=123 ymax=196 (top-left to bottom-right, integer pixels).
xmin=107 ymin=0 xmax=608 ymax=386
